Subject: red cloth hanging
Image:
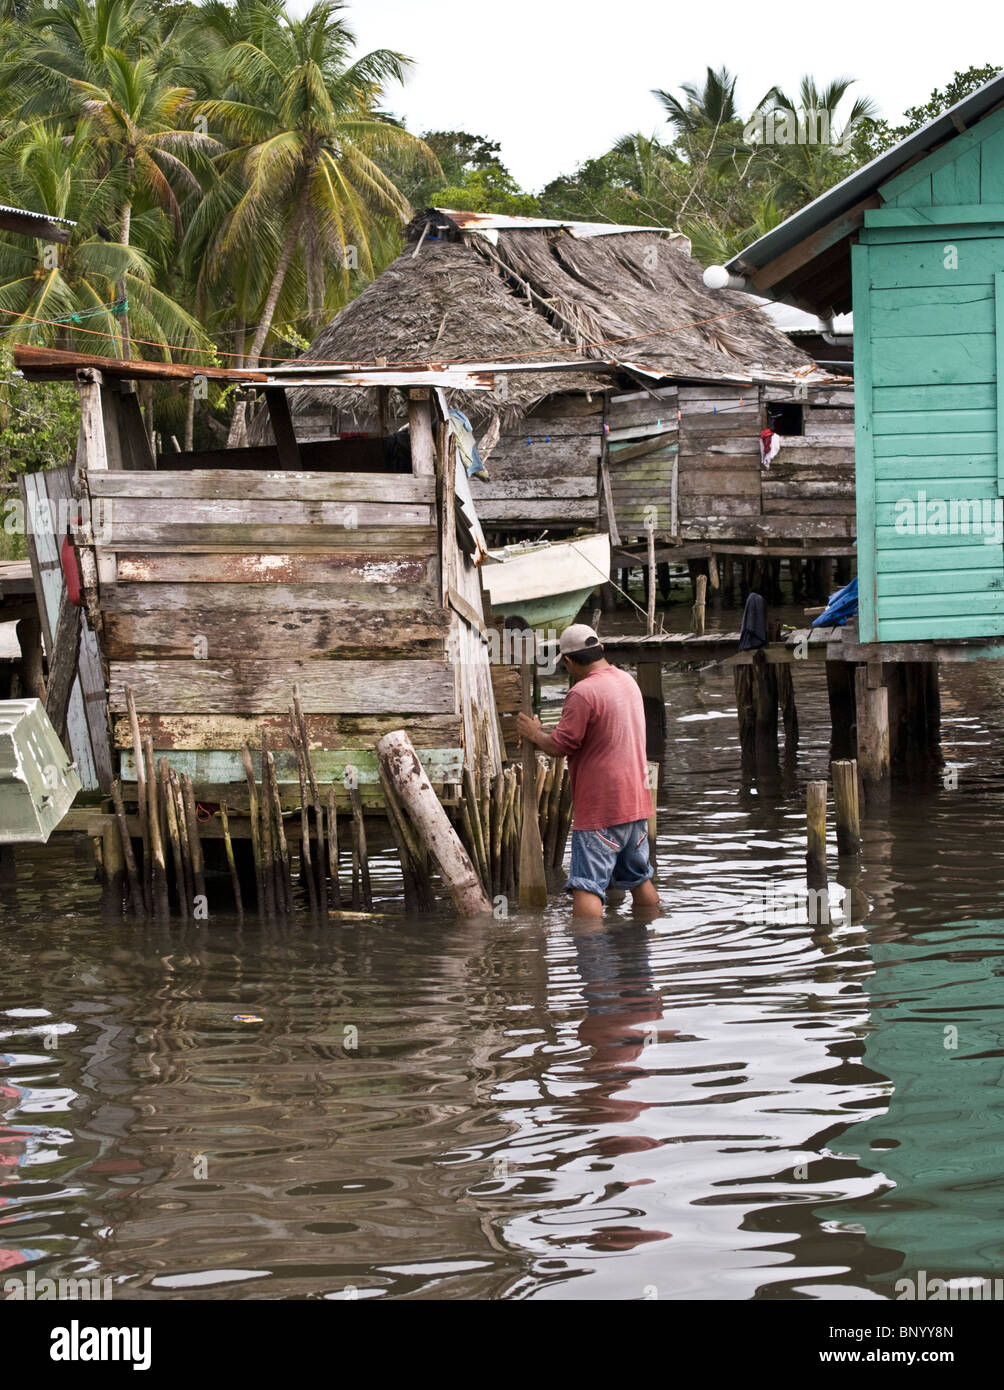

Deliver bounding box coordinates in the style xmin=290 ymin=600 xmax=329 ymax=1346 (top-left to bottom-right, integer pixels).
xmin=60 ymin=526 xmax=84 ymax=607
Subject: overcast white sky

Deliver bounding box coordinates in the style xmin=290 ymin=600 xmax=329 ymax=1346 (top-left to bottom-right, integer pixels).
xmin=313 ymin=0 xmax=998 ymax=190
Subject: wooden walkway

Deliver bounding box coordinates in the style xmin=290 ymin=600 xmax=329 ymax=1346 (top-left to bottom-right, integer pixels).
xmin=600 ymin=626 xmax=837 ymax=666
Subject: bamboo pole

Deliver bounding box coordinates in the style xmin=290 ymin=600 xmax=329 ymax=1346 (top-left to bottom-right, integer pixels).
xmin=518 ymin=655 xmax=548 ymax=908
xmin=180 ymin=773 xmax=207 ymax=908
xmin=462 ymin=766 xmax=490 ymax=890
xmin=266 ymin=749 xmax=293 ymax=915
xmin=219 ymin=801 xmax=244 ymax=922
xmin=144 ymin=736 xmax=169 ymax=921
xmin=159 ymin=757 xmax=187 ymax=919
xmin=490 ymin=771 xmax=505 ymax=898
xmin=543 ymin=755 xmax=565 ymax=867
xmin=125 ymin=685 xmax=151 ymax=915
xmin=348 ymin=781 xmax=372 ymax=912
xmin=258 ymin=734 xmax=277 ymax=917
xmin=110 ymin=777 xmax=143 ymax=917
xmin=168 ymin=768 xmax=193 ymax=913
xmin=293 ymin=685 xmax=326 ymax=912
xmin=241 ymin=742 xmax=266 ymax=917
xmin=378 ymin=763 xmax=419 ymax=913
xmin=646 ymin=519 xmax=656 ymax=636
xmin=554 ymin=767 xmax=573 ymax=871
xmin=292 ymin=729 xmax=319 ymax=916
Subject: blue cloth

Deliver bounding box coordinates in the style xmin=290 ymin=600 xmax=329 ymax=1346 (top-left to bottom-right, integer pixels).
xmin=812 ymin=576 xmax=858 ymax=627
xmin=448 ymin=408 xmax=488 ymax=480
xmin=566 ymin=819 xmax=654 ymax=901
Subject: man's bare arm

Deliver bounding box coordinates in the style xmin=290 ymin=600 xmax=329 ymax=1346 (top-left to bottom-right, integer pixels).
xmin=515 ymin=711 xmax=564 ymax=757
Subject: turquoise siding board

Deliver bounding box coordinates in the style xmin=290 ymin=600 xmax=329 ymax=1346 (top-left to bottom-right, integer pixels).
xmin=852 ymin=243 xmax=878 ymax=641
xmin=858 ymin=222 xmax=1004 ymax=641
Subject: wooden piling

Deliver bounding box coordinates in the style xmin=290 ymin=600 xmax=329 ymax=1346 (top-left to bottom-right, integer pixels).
xmin=646 ymin=520 xmax=656 ymax=636
xmin=543 ymin=756 xmax=565 ymax=867
xmin=806 ymin=780 xmax=828 ymax=886
xmin=258 ymin=734 xmax=277 ymax=917
xmin=378 ymin=763 xmax=419 ymax=913
xmin=646 ymin=761 xmax=659 ymax=882
xmin=219 ymin=801 xmax=244 ymax=922
xmin=125 ymin=685 xmax=151 ymax=915
xmin=348 ymin=782 xmax=372 ymax=913
xmin=854 ymin=664 xmax=890 ymax=797
xmin=376 ymin=730 xmax=491 ymax=919
xmin=110 ymin=777 xmax=143 ymax=917
xmin=293 ymin=737 xmax=319 ymax=916
xmin=831 ymin=760 xmax=860 ymax=857
xmin=490 ymin=770 xmax=505 ymax=898
xmin=293 ymin=686 xmax=327 ymax=913
xmin=168 ymin=768 xmax=193 ymax=913
xmin=159 ymin=757 xmax=188 ymax=919
xmin=636 ymin=662 xmax=667 ymax=759
xmin=693 ymin=573 xmax=707 ymax=636
xmin=144 ymin=736 xmax=169 ymax=921
xmin=180 ymin=773 xmax=206 ymax=908
xmin=241 ymin=742 xmax=266 ymax=917
xmin=266 ymin=749 xmax=293 ymax=914
xmin=327 ymin=787 xmax=341 ymax=909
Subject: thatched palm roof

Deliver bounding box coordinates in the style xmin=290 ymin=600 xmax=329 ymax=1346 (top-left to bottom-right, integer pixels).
xmin=260 ymin=211 xmax=815 ymax=440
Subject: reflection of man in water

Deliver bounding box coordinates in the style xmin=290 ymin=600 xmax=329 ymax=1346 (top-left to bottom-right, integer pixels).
xmin=516 ymin=625 xmax=659 ymax=919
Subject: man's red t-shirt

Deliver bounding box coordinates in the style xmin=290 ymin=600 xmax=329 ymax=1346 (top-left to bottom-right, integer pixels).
xmin=548 ymin=664 xmax=653 ymax=831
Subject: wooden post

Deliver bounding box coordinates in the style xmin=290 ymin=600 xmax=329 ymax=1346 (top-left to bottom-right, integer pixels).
xmin=826 ymin=658 xmax=857 ymax=762
xmin=831 ymin=759 xmax=860 ymax=856
xmin=693 ymin=573 xmax=707 ymax=636
xmin=110 ymin=778 xmax=143 ymax=917
xmin=125 ymin=686 xmax=150 ymax=914
xmin=144 ymin=736 xmax=169 ymax=921
xmin=45 ymin=592 xmax=81 ymax=743
xmin=327 ymin=787 xmax=342 ymax=910
xmin=646 ymin=520 xmax=656 ymax=636
xmin=159 ymin=757 xmax=187 ymax=919
xmin=378 ymin=763 xmax=420 ymax=913
xmin=376 ymin=730 xmax=491 ymax=918
xmin=518 ymin=656 xmax=548 ymax=908
xmin=348 ymin=782 xmax=372 ymax=912
xmin=241 ymin=742 xmax=265 ymax=917
xmin=266 ymin=750 xmax=293 ymax=914
xmin=806 ymin=780 xmax=828 ymax=886
xmin=180 ymin=773 xmax=207 ymax=908
xmin=646 ymin=761 xmax=659 ymax=883
xmin=219 ymin=802 xmax=244 ymax=922
xmin=636 ymin=662 xmax=666 ymax=760
xmin=100 ymin=822 xmax=126 ymax=919
xmin=408 ymin=391 xmax=436 ymax=476
xmin=854 ymin=663 xmax=890 ymax=796
xmin=264 ymin=387 xmax=301 ymax=469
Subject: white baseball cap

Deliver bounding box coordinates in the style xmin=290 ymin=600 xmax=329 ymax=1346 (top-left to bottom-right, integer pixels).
xmin=558 ymin=624 xmax=604 ymax=659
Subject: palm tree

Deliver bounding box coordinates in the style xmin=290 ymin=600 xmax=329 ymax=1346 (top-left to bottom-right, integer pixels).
xmin=16 ymin=0 xmax=220 ymax=355
xmin=196 ymin=0 xmax=437 ymax=441
xmin=654 ymin=66 xmax=741 ymax=142
xmin=0 ymin=120 xmax=204 ymax=358
xmin=758 ymin=76 xmax=877 ymax=204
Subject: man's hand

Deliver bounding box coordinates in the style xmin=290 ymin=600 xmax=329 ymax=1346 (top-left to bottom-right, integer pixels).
xmin=515 ymin=711 xmax=563 ymax=756
xmin=516 ymin=711 xmax=544 ymax=745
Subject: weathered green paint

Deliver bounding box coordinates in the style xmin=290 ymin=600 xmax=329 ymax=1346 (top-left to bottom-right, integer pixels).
xmin=120 ymin=746 xmax=465 ymax=788
xmin=851 ymin=109 xmax=1004 ymax=643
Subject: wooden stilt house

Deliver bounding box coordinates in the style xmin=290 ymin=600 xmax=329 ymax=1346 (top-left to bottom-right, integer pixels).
xmin=13 ymin=345 xmax=504 ymax=816
xmin=718 ymin=70 xmax=1004 ymax=649
xmin=263 ymin=210 xmax=856 ymax=569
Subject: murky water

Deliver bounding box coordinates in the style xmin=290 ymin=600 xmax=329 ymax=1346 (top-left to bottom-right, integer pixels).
xmin=4 ymin=617 xmax=1004 ymax=1300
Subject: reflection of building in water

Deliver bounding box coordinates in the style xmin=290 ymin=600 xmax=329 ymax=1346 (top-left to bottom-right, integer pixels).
xmin=825 ymin=921 xmax=1004 ymax=1284
xmin=92 ymin=918 xmax=547 ymax=1300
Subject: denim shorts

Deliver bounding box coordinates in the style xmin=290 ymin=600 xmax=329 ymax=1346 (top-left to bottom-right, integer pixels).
xmin=566 ymin=819 xmax=654 ymax=901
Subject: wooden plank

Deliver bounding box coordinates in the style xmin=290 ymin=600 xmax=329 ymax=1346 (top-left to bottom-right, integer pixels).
xmin=931 ymin=145 xmax=983 ymax=205
xmin=102 ymin=581 xmax=438 ymax=614
xmin=109 ymin=659 xmax=459 ymax=714
xmin=877 ymin=568 xmax=1003 ymax=597
xmin=878 ymin=613 xmax=1004 ymax=640
xmin=89 ymin=470 xmax=436 ymax=503
xmin=879 ymin=591 xmax=1004 ymax=620
xmin=469 ymin=478 xmax=596 ymax=500
xmin=878 ymin=105 xmax=1004 ymax=203
xmin=44 ymin=591 xmax=81 ymax=741
xmin=677 ymin=468 xmax=761 ymax=495
xmin=874 ymin=382 xmax=997 ymax=411
xmin=979 ymin=123 xmax=1004 ymax=202
xmin=871 ymin=284 xmax=994 ymax=338
xmin=116 ymin=549 xmax=438 ymax=584
xmin=18 ymin=471 xmax=99 ymax=790
xmin=111 ymin=712 xmax=462 ymax=751
xmin=874 ymin=476 xmax=996 ymax=501
xmin=99 ymin=497 xmax=434 ymax=527
xmin=120 ymin=746 xmax=464 ymax=787
xmin=103 ymin=607 xmax=449 ymax=660
xmin=874 ymin=452 xmax=996 ymax=481
xmin=875 ymin=543 xmax=1002 ymax=573
xmin=100 ymin=523 xmax=438 ymax=553
xmin=763 ymin=386 xmax=854 ymax=406
xmin=762 ymin=481 xmax=856 ymax=499
xmin=873 ymin=407 xmax=995 ymax=435
xmin=762 ymin=499 xmax=855 ymax=516
xmin=864 ymin=234 xmax=1004 ymax=290
xmin=997 ymin=272 xmax=1004 ymax=494
xmin=475 ymin=500 xmax=599 ymax=523
xmin=874 ymin=432 xmax=996 ymax=458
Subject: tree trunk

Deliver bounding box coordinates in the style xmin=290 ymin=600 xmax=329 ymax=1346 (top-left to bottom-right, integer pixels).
xmin=118 ymin=158 xmax=134 ymax=359
xmin=227 ymin=182 xmax=310 ymax=448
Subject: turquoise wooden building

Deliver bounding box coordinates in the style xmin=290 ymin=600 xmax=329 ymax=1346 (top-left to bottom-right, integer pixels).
xmin=714 ymin=73 xmax=1004 ymax=646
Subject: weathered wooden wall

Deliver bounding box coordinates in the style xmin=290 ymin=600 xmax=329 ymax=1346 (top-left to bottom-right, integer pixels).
xmin=76 ymin=387 xmax=479 ymax=806
xmin=473 ymin=394 xmax=602 ymax=532
xmin=602 ymin=381 xmax=855 ymax=551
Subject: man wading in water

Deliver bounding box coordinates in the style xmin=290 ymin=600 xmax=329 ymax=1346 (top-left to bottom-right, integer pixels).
xmin=516 ymin=625 xmax=660 ymax=919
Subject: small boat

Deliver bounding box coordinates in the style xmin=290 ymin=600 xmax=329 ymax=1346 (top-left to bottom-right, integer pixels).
xmin=480 ymin=533 xmax=611 ymax=633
